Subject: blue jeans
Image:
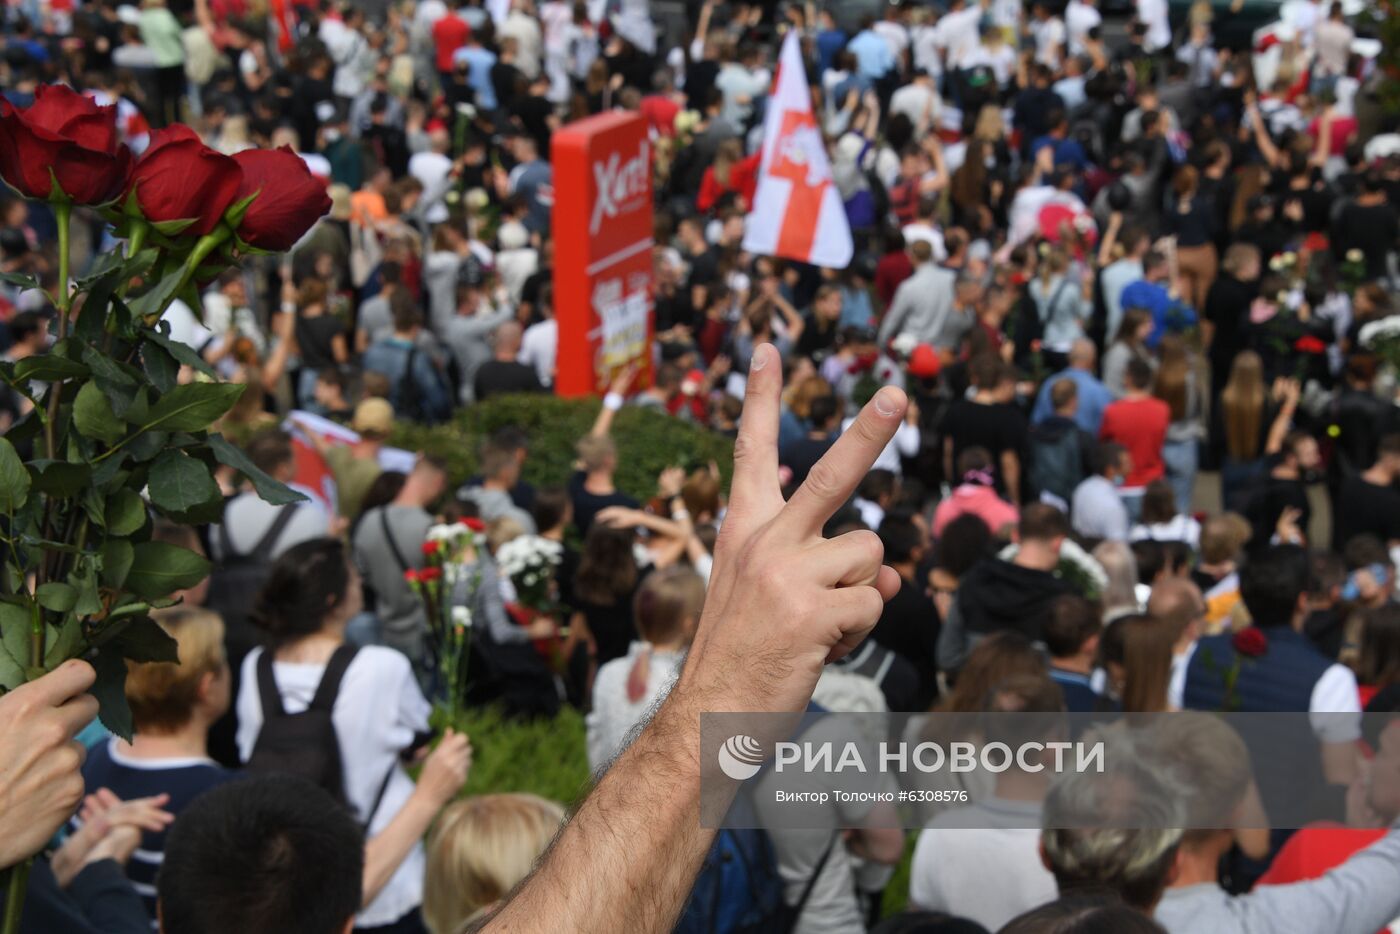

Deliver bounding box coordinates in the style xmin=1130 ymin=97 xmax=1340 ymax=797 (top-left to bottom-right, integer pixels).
xmin=1162 ymin=439 xmax=1199 ymax=516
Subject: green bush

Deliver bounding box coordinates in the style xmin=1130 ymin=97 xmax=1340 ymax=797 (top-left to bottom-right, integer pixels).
xmin=393 ymin=395 xmax=734 ymax=501
xmin=436 ymin=705 xmax=594 ymax=808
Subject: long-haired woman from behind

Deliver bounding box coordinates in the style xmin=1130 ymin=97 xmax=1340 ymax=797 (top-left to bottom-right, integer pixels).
xmin=569 ymin=523 xmax=645 ymax=668
xmin=1153 ymin=335 xmax=1205 ymax=516
xmin=1215 ymin=350 xmax=1296 ymax=514
xmin=237 ymin=538 xmax=469 ymax=929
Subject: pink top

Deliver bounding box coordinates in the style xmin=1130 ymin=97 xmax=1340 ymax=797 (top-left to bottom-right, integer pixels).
xmin=933 ymin=485 xmax=1020 ymax=539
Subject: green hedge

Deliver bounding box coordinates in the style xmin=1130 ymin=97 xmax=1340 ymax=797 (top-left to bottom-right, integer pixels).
xmin=393 ymin=394 xmax=734 ymax=501
xmin=433 ymin=705 xmax=594 ymax=808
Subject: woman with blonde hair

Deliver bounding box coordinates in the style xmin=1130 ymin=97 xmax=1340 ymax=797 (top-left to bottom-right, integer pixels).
xmin=423 ymin=794 xmax=566 ymax=933
xmin=1153 ymin=334 xmax=1205 ymax=514
xmin=77 ymin=607 xmax=231 ymax=919
xmin=1093 ymin=540 xmax=1143 ymax=623
xmin=1029 ymin=244 xmax=1093 ymax=367
xmin=585 ymin=567 xmax=706 ymax=771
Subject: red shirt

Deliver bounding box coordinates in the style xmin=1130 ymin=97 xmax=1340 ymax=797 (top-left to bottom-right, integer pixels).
xmin=640 ymin=94 xmax=681 ymax=138
xmin=432 ymin=15 xmax=470 ymax=73
xmin=875 ymin=251 xmax=914 ymax=308
xmin=1099 ymin=396 xmax=1170 ymax=488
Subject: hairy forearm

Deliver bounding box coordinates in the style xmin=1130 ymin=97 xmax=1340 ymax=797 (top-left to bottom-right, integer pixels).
xmin=484 ymin=688 xmax=729 ymax=932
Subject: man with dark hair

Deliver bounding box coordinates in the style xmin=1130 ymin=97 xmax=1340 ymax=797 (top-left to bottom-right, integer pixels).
xmin=868 ymin=512 xmax=940 ymax=707
xmin=1028 ymin=377 xmax=1095 ymax=508
xmin=158 ymin=775 xmax=364 ymax=934
xmin=362 ymin=302 xmax=452 ymax=424
xmin=1071 ymin=442 xmax=1131 ymax=542
xmin=939 ymin=503 xmax=1074 ymax=671
xmin=1120 ymin=249 xmax=1194 ymax=350
xmin=1099 ymin=359 xmax=1168 ymax=523
xmin=1179 ymin=546 xmax=1361 ymax=788
xmin=212 ymin=430 xmax=332 ymax=563
xmin=1334 ymin=169 xmax=1399 ymax=281
xmin=1045 ymin=594 xmax=1108 ymax=711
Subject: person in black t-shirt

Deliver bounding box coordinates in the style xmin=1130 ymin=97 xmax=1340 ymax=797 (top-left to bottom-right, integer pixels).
xmin=1333 ymin=434 xmax=1400 ymax=552
xmin=780 ymin=394 xmax=842 ymax=489
xmin=1332 ymin=170 xmax=1400 ymax=281
xmin=868 ymin=514 xmax=940 ymax=710
xmin=940 ymin=356 xmax=1029 ymax=504
xmin=1246 ymin=431 xmax=1319 ymax=547
xmin=474 ymin=320 xmax=545 ymax=401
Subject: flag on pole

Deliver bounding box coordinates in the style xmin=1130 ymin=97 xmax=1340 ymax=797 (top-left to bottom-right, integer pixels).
xmin=741 ymin=30 xmax=853 ymax=270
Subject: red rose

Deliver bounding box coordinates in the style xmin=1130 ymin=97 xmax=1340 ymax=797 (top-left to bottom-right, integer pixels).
xmin=1232 ymin=627 xmax=1268 ymax=658
xmin=124 ymin=125 xmax=242 ymax=236
xmin=1294 ymin=335 xmax=1327 ymax=355
xmin=460 ymin=517 xmax=486 ymax=532
xmin=403 ymin=569 xmax=420 ymax=583
xmin=0 ymin=84 xmax=131 ymax=204
xmin=422 ymin=540 xmax=440 ymax=556
xmin=230 ymin=147 xmax=331 ymax=251
xmin=418 ymin=566 xmax=443 ymax=582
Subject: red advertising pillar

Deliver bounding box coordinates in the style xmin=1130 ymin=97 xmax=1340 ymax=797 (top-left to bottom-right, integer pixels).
xmin=551 ymin=111 xmax=653 ymax=398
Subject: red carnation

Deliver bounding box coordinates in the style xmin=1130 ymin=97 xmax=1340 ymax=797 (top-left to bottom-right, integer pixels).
xmin=418 ymin=566 xmax=443 ymax=582
xmin=403 ymin=569 xmax=420 ymax=583
xmin=1294 ymin=335 xmax=1327 ymax=354
xmin=230 ymin=147 xmax=331 ymax=251
xmin=422 ymin=540 xmax=440 ymax=556
xmin=1232 ymin=627 xmax=1268 ymax=658
xmin=460 ymin=517 xmax=486 ymax=532
xmin=123 ymin=125 xmax=242 ymax=236
xmin=0 ymin=84 xmax=132 ymax=204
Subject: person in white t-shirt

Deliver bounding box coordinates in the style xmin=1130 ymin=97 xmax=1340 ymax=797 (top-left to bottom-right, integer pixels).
xmin=236 ymin=538 xmax=450 ymax=930
xmin=1029 ymin=1 xmax=1067 ymax=69
xmin=933 ymin=0 xmax=983 ymax=72
xmin=1064 ymin=0 xmax=1101 ymax=56
xmin=519 ymin=284 xmax=558 ymax=387
xmin=908 ymin=673 xmax=1064 ymax=931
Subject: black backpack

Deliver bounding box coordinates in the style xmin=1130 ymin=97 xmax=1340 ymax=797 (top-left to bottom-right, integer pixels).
xmin=246 ymin=644 xmax=358 ymax=807
xmin=397 ymin=346 xmax=428 ymax=423
xmin=204 ymin=505 xmax=299 ymax=768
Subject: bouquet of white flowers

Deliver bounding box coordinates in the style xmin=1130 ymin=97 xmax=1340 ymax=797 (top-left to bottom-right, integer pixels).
xmin=998 ymin=538 xmax=1109 ymax=601
xmin=1360 ymin=315 xmax=1400 ymax=375
xmin=496 ymin=534 xmax=565 ymax=611
xmin=409 ymin=518 xmax=487 ymax=719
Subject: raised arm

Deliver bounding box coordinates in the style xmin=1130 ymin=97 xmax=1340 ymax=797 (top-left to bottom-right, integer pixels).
xmin=589 ymin=365 xmax=637 ymax=438
xmin=482 ymin=345 xmax=907 ymax=931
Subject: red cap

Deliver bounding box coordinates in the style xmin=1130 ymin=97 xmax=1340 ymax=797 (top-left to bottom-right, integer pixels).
xmin=425 ymin=118 xmax=447 ymax=133
xmin=907 ymin=344 xmax=941 ymax=379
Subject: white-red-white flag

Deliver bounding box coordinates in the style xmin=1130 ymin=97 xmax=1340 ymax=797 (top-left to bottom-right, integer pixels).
xmin=742 ymin=31 xmax=853 ymax=270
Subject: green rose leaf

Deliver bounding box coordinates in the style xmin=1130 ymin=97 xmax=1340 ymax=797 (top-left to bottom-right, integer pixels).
xmin=0 ymin=271 xmax=39 ymax=291
xmin=207 ymin=433 xmax=308 ymax=506
xmin=148 ymin=449 xmax=221 ymax=515
xmin=35 ymin=582 xmax=77 ymax=613
xmin=73 ymin=381 xmax=126 ymax=447
xmin=105 ymin=489 xmax=148 ymax=536
xmin=137 ymin=383 xmax=244 ymax=433
xmin=141 ymin=340 xmax=180 ymax=393
xmin=124 ymin=541 xmax=211 ymax=600
xmin=0 ymin=602 xmax=30 ymax=690
xmin=110 ymin=615 xmax=179 ymax=664
xmin=0 ymin=437 xmax=32 ymax=513
xmin=91 ymin=647 xmax=134 ymax=741
xmin=70 ymin=558 xmax=103 ymax=618
xmin=143 ymin=326 xmax=217 ymax=379
xmin=27 ymin=461 xmax=93 ymax=498
xmin=101 ymin=539 xmax=135 ymax=589
xmin=42 ymin=616 xmax=85 ymax=671
xmin=11 ymin=354 xmax=88 ymax=384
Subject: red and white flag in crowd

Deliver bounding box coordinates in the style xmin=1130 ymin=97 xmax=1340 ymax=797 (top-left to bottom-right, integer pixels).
xmin=742 ymin=30 xmax=853 ymax=270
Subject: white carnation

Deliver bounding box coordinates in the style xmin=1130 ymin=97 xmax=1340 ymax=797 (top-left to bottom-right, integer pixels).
xmin=452 ymin=606 xmax=473 ymax=629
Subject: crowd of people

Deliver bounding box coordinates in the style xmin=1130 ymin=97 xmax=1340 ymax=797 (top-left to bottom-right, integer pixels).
xmin=4 ymin=0 xmax=1400 ymax=930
